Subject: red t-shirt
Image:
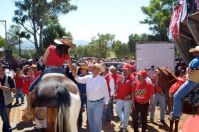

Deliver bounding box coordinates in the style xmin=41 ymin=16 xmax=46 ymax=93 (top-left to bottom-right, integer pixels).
xmin=111 ymin=73 xmax=122 ymax=88
xmin=45 ymin=45 xmax=70 ymax=66
xmin=14 ymin=73 xmax=23 ymax=88
xmin=22 ymin=75 xmax=35 ymax=94
xmin=116 ymin=75 xmax=133 ymax=100
xmin=152 ymin=74 xmax=162 ymax=94
xmin=132 ymin=80 xmax=154 ymax=103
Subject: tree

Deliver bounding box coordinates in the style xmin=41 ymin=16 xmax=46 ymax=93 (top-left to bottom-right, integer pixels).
xmin=141 ymin=0 xmax=173 ymax=40
xmin=88 ymin=34 xmax=115 ymax=58
xmin=7 ymin=25 xmax=30 ymax=56
xmin=43 ymin=17 xmax=72 ymax=49
xmin=0 ymin=36 xmax=6 ymax=48
xmin=112 ymin=40 xmax=131 ymax=58
xmin=13 ymin=0 xmax=77 ymax=56
xmin=128 ymin=33 xmax=148 ymax=53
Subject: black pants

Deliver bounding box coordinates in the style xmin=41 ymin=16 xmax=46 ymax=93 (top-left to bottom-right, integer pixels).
xmin=132 ymin=102 xmax=149 ymax=132
xmin=0 ymin=104 xmax=12 ymax=132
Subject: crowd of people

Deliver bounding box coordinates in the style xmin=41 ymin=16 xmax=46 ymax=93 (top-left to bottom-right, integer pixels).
xmin=1 ymin=36 xmax=199 ymax=132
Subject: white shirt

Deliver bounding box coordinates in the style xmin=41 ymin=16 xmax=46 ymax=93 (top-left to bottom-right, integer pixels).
xmin=104 ymin=74 xmax=115 ymax=96
xmin=145 ymin=76 xmax=153 ymax=84
xmin=75 ymin=74 xmax=110 ymax=104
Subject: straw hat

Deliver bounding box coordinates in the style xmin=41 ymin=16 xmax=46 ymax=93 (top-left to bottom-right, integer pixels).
xmin=93 ymin=63 xmax=105 ymax=72
xmin=54 ymin=36 xmax=76 ymax=49
xmin=80 ymin=63 xmax=89 ymax=70
xmin=189 ymin=46 xmax=199 ymax=53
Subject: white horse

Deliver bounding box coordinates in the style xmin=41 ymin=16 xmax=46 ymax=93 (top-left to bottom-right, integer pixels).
xmin=31 ymin=73 xmax=81 ymax=132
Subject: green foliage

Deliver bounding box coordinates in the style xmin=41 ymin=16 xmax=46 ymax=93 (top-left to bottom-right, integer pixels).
xmin=7 ymin=25 xmax=30 ymax=57
xmin=89 ymin=34 xmax=115 ymax=58
xmin=141 ymin=0 xmax=173 ymax=40
xmin=7 ymin=25 xmax=30 ymax=45
xmin=128 ymin=33 xmax=148 ymax=52
xmin=13 ymin=0 xmax=77 ymax=56
xmin=0 ymin=36 xmax=6 ymax=48
xmin=76 ymin=33 xmax=115 ymax=58
xmin=112 ymin=40 xmax=132 ymax=58
xmin=43 ymin=17 xmax=72 ymax=48
xmin=75 ymin=33 xmax=134 ymax=59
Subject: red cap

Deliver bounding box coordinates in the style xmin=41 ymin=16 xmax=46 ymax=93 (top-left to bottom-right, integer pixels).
xmin=130 ymin=65 xmax=136 ymax=71
xmin=136 ymin=70 xmax=148 ymax=77
xmin=122 ymin=64 xmax=131 ymax=70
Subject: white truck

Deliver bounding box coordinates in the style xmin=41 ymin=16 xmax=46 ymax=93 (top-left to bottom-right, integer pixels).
xmin=135 ymin=42 xmax=175 ymax=71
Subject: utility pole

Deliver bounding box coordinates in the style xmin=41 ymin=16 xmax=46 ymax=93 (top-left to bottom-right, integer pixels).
xmin=0 ymin=20 xmax=8 ymax=49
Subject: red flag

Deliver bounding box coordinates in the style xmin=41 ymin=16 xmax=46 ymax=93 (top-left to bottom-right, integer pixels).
xmin=169 ymin=4 xmax=183 ymax=39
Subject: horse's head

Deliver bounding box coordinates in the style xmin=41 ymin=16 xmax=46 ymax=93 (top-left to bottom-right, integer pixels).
xmin=30 ymin=74 xmax=79 ymax=108
xmin=157 ymin=67 xmax=177 ymax=95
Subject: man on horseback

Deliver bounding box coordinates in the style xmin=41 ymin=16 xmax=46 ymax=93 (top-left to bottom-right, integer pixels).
xmin=170 ymin=46 xmax=199 ymax=119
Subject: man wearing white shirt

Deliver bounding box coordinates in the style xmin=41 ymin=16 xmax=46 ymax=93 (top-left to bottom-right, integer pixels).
xmin=74 ymin=63 xmax=109 ymax=132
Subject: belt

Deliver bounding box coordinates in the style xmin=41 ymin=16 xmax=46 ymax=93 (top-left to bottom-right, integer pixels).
xmin=88 ymin=97 xmax=104 ymax=102
xmin=46 ymin=66 xmax=63 ymax=68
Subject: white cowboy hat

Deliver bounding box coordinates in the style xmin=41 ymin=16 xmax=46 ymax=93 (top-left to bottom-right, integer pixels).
xmin=189 ymin=46 xmax=199 ymax=52
xmin=54 ymin=36 xmax=76 ymax=49
xmin=93 ymin=63 xmax=105 ymax=72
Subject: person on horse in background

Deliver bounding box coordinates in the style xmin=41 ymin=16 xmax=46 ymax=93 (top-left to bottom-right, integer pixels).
xmin=29 ymin=36 xmax=76 ymax=92
xmin=170 ymin=46 xmax=199 ymax=120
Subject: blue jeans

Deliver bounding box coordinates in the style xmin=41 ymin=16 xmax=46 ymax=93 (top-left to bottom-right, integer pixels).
xmin=87 ymin=99 xmax=104 ymax=132
xmin=15 ymin=88 xmax=24 ymax=103
xmin=103 ymin=99 xmax=113 ymax=122
xmin=172 ymin=80 xmax=199 ymax=117
xmin=150 ymin=93 xmax=166 ymax=120
xmin=0 ymin=105 xmax=12 ymax=132
xmin=116 ymin=99 xmax=132 ymax=129
xmin=29 ymin=67 xmax=64 ymax=91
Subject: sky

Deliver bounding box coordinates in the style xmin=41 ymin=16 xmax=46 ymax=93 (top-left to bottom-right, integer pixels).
xmin=0 ymin=0 xmax=150 ymax=45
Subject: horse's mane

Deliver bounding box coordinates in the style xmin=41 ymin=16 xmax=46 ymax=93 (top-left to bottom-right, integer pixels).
xmin=158 ymin=67 xmax=177 ymax=80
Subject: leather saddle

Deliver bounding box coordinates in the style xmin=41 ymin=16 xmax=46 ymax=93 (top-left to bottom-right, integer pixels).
xmin=30 ymin=73 xmax=78 ymax=108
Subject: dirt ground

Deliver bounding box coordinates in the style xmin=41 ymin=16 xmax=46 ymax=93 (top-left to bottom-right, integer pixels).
xmin=79 ymin=104 xmax=189 ymax=132
xmin=0 ymin=100 xmax=190 ymax=132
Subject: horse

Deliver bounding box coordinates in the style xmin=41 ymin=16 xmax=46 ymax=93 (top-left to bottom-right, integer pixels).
xmin=30 ymin=73 xmax=81 ymax=132
xmin=157 ymin=67 xmax=199 ymax=132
